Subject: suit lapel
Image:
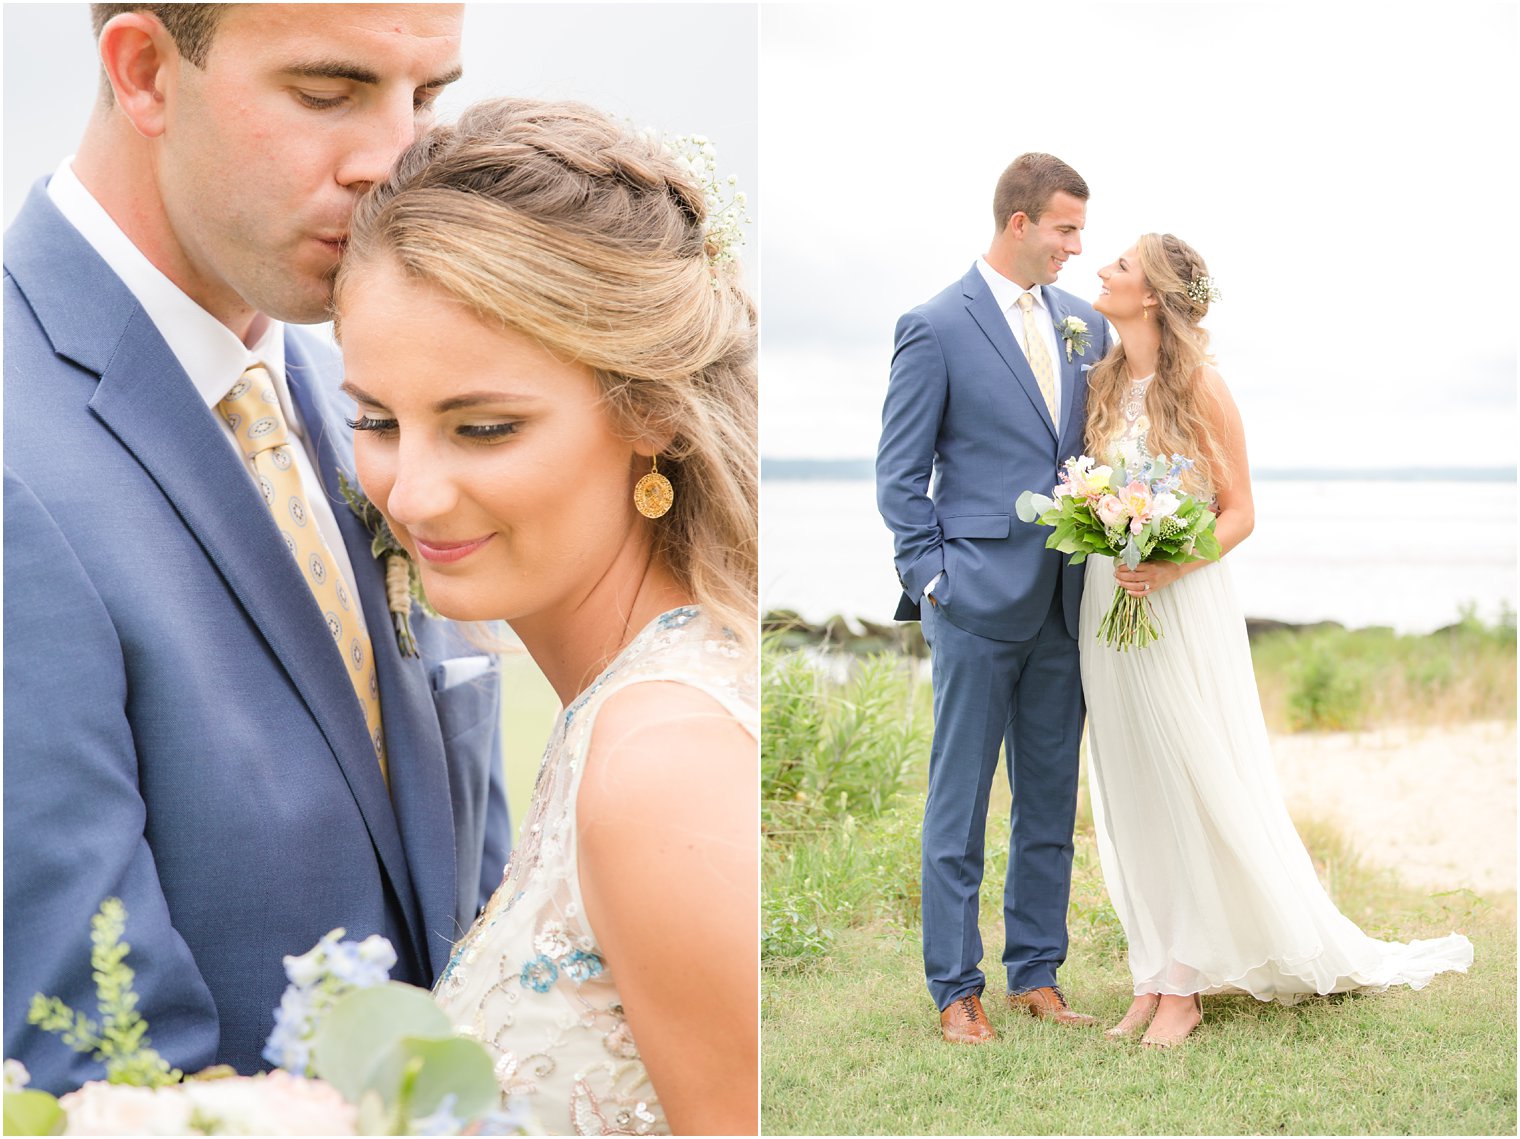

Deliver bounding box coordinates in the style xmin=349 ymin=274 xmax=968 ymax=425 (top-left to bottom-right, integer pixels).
xmin=286 ymin=340 xmax=460 ymax=978
xmin=85 ymin=318 xmax=434 ymax=957
xmin=962 ymin=268 xmax=1057 ymax=441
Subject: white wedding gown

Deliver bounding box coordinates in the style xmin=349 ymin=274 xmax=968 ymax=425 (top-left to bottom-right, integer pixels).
xmin=1079 ymin=374 xmax=1472 ymax=1001
xmin=433 ymin=607 xmax=757 ymax=1134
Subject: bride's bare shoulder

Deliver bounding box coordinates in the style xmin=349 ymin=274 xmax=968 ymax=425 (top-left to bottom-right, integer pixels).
xmin=578 ymin=680 xmax=753 ymax=823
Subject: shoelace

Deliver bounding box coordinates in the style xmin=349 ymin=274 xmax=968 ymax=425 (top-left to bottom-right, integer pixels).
xmin=1048 ymin=985 xmax=1071 ymax=1009
xmin=956 ymin=995 xmax=982 ymax=1023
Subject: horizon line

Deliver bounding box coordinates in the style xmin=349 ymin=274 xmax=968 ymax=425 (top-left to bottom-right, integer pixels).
xmin=761 ymin=458 xmax=1517 ymax=483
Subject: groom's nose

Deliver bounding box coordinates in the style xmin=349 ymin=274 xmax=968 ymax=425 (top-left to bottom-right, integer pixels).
xmin=334 ymin=94 xmax=425 ymax=193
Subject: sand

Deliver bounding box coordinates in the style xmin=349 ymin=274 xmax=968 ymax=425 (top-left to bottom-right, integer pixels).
xmin=1269 ymin=720 xmax=1516 ymax=896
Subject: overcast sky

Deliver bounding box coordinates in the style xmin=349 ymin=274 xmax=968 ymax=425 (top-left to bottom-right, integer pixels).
xmin=759 ymin=1 xmax=1519 ymax=470
xmin=2 ymin=3 xmax=758 ymax=292
xmin=4 ymin=3 xmax=1516 ymax=473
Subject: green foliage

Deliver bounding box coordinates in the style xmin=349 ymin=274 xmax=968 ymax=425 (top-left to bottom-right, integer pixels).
xmin=2 ymin=1089 xmax=65 ymax=1136
xmin=27 ymin=899 xmax=182 ymax=1088
xmin=759 ymin=640 xmax=825 ymax=813
xmin=1247 ymin=608 xmax=1516 ymax=733
xmin=762 ymin=643 xmax=933 ymax=968
xmin=761 ymin=888 xmax=837 ymax=969
xmin=310 ymin=983 xmax=497 ymax=1131
xmin=761 ymin=641 xmax=929 ymax=832
xmin=1286 ymin=639 xmax=1369 ymax=731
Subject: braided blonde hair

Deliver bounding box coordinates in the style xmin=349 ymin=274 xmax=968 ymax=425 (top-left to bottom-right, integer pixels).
xmin=1085 ymin=232 xmax=1225 ymax=495
xmin=335 ymin=98 xmax=757 ymax=644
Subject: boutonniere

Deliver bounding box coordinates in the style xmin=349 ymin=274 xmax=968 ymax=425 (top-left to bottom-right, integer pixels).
xmin=1057 ymin=315 xmax=1091 ymax=362
xmin=338 ymin=471 xmax=436 ymax=658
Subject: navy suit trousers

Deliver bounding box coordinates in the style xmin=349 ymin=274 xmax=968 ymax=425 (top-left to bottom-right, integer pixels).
xmin=919 ymin=585 xmax=1085 ymax=1008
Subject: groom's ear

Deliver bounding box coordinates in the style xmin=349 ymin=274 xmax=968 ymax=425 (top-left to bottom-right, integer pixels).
xmin=97 ymin=12 xmax=177 ymax=139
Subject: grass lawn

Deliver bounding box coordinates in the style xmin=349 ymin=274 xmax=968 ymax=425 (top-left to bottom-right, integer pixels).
xmin=763 ymin=777 xmax=1516 ymax=1136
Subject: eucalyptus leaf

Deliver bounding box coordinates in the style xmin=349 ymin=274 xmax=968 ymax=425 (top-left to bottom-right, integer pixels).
xmin=310 ymin=984 xmax=452 ymax=1105
xmin=3 ymin=1090 xmax=65 ymax=1136
xmin=369 ymin=1036 xmax=499 ymax=1124
xmin=1014 ymin=491 xmax=1053 ymax=523
xmin=1121 ymin=536 xmax=1142 ymax=570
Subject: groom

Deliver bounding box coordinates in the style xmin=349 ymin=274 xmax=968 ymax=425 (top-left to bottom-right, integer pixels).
xmin=877 ymin=154 xmax=1109 ymax=1043
xmin=4 ymin=4 xmax=510 ymax=1093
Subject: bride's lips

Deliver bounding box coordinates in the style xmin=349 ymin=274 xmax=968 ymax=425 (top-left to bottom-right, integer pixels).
xmin=412 ymin=534 xmax=494 ymax=564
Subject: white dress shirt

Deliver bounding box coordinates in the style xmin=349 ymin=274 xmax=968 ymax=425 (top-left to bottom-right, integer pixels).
xmin=48 ymin=158 xmax=370 ymax=641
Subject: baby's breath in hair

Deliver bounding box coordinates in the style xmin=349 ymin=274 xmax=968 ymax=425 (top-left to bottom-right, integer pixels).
xmin=1185 ymin=275 xmax=1222 ymax=306
xmin=663 ymin=133 xmax=750 ymax=269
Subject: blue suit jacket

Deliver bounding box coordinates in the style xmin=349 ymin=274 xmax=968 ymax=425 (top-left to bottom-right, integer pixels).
xmin=3 ymin=182 xmax=511 ymax=1094
xmin=877 ymin=264 xmax=1111 ymax=641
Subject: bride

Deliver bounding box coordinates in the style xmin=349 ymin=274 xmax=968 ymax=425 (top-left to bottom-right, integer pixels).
xmin=1082 ymin=233 xmax=1472 ymax=1047
xmin=333 ymin=99 xmax=757 ymax=1133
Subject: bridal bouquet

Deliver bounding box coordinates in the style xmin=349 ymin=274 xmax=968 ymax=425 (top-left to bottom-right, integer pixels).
xmin=4 ymin=900 xmax=532 ymax=1136
xmin=1015 ymin=454 xmax=1221 ymax=650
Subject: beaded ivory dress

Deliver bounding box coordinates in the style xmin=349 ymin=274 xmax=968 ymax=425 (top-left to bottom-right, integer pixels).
xmin=1079 ymin=373 xmax=1472 ymax=1001
xmin=434 ymin=607 xmax=756 ymax=1134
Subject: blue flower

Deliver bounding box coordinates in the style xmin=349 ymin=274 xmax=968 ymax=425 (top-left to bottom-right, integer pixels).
xmin=262 ymin=986 xmax=315 ymax=1073
xmin=326 ymin=935 xmax=396 ymax=989
xmin=562 ymin=950 xmax=605 ymax=983
xmin=520 ymin=954 xmax=558 ymax=993
xmin=264 ymin=930 xmax=397 ymax=1074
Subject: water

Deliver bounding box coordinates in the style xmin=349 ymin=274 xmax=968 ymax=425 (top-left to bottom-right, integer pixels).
xmin=761 ymin=479 xmax=1517 ymax=635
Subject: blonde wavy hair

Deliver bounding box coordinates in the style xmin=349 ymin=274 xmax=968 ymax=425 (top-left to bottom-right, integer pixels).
xmin=1085 ymin=232 xmax=1225 ymax=496
xmin=334 ymin=97 xmax=757 ymax=645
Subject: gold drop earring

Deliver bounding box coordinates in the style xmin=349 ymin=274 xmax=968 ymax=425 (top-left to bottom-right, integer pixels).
xmin=634 ymin=455 xmax=674 ymax=519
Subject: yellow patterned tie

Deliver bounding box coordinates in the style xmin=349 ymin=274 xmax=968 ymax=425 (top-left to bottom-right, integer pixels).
xmin=1015 ymin=292 xmax=1059 ymax=423
xmin=218 ymin=365 xmax=387 ymax=780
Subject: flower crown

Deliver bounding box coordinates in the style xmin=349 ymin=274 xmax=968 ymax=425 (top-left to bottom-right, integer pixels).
xmin=663 ymin=133 xmax=750 ymax=269
xmin=1184 ymin=275 xmax=1222 ymax=306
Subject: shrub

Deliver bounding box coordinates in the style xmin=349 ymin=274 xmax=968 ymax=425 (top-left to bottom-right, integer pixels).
xmin=1286 ymin=639 xmax=1368 ymax=731
xmin=762 ymin=641 xmax=929 ymax=830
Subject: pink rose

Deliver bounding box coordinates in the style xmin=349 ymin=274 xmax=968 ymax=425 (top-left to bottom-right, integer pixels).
xmin=1095 ymin=494 xmax=1126 ymax=529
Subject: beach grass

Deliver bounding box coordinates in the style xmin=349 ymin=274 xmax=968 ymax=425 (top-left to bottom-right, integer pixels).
xmin=1250 ymin=606 xmax=1516 ymax=733
xmin=766 ymin=606 xmax=1518 ymax=735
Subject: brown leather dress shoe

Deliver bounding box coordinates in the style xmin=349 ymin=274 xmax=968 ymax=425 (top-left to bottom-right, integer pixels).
xmin=1006 ymin=985 xmax=1098 ymax=1026
xmin=940 ymin=993 xmax=997 ymax=1044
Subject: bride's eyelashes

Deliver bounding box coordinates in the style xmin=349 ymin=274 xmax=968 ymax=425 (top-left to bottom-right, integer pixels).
xmin=346 ymin=414 xmax=397 ymax=435
xmin=345 ymin=415 xmax=520 ymax=444
xmin=455 ymin=422 xmax=519 ymax=443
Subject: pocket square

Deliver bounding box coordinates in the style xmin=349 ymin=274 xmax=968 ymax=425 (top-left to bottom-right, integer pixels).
xmin=429 ymin=655 xmax=497 ymax=693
